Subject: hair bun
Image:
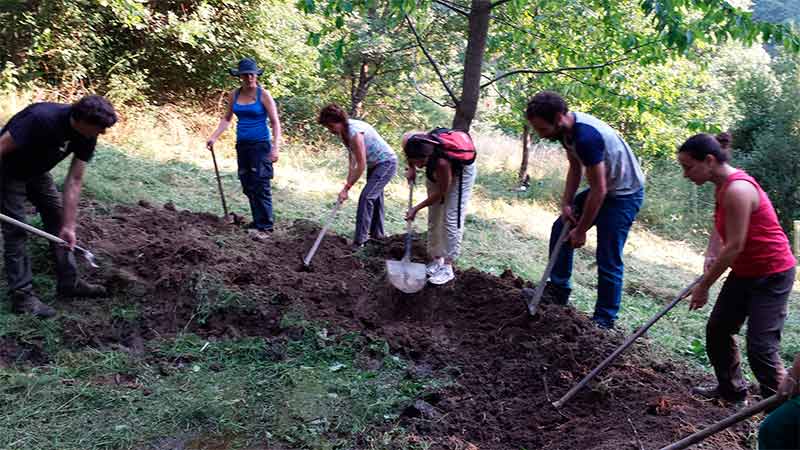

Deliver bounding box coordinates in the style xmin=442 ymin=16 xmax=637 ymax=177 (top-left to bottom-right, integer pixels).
xmin=716 ymin=132 xmax=732 ymax=150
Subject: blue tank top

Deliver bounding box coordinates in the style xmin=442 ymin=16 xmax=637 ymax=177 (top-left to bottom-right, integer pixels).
xmin=232 ymin=87 xmax=271 ymax=143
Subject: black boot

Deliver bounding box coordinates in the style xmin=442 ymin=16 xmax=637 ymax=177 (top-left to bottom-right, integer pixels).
xmin=57 ymin=279 xmax=108 ymax=299
xmin=542 ymin=281 xmax=571 ymax=305
xmin=11 ymin=289 xmax=56 ymax=318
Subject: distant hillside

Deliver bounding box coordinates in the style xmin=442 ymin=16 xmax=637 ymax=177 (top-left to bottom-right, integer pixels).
xmin=754 ymin=0 xmax=800 ymax=24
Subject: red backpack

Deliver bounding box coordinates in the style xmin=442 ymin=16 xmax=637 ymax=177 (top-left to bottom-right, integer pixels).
xmin=428 ymin=128 xmax=477 ymax=166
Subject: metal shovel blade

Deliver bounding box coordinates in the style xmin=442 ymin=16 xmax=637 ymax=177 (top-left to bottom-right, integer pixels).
xmin=386 ymin=258 xmax=427 ymax=294
xmin=75 ymin=246 xmax=99 ymax=268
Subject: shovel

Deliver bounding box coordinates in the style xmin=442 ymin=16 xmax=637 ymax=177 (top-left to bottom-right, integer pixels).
xmin=527 ymin=221 xmax=572 ymax=316
xmin=302 ymin=200 xmax=342 ymax=267
xmin=209 ymin=147 xmax=232 ymax=223
xmin=0 ymin=213 xmax=98 ymax=268
xmin=386 ymin=182 xmax=426 ymax=294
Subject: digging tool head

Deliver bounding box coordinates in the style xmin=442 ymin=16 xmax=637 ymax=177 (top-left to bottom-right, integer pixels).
xmin=386 ymin=258 xmax=427 ymax=294
xmin=75 ymin=246 xmax=99 ymax=268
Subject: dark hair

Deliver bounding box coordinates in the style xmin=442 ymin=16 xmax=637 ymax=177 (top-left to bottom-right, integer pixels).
xmin=404 ymin=134 xmax=447 ymax=181
xmin=403 ymin=134 xmax=437 ymax=160
xmin=525 ymin=91 xmax=568 ymax=123
xmin=678 ymin=133 xmax=730 ymax=163
xmin=71 ymin=95 xmax=117 ymax=128
xmin=716 ymin=131 xmax=732 ymax=150
xmin=318 ymin=103 xmax=350 ymax=146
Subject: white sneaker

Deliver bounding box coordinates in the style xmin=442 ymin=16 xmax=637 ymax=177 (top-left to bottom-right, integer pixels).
xmin=426 ymin=258 xmax=444 ymax=276
xmin=428 ymin=264 xmax=454 ymax=285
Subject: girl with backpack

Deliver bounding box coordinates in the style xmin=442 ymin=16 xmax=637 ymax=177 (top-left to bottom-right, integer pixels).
xmin=318 ymin=104 xmax=397 ymax=248
xmin=403 ymin=129 xmax=477 ymax=285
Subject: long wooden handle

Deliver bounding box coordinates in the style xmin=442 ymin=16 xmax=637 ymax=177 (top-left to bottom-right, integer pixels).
xmin=0 ymin=212 xmax=66 ymax=245
xmin=552 ymin=276 xmax=703 ymax=408
xmin=659 ymin=395 xmax=782 ymax=450
xmin=303 ymin=201 xmax=342 ymax=266
xmin=527 ymin=223 xmax=571 ymax=316
xmin=210 ymin=148 xmax=229 ymax=217
xmin=403 ymin=182 xmax=414 ymax=262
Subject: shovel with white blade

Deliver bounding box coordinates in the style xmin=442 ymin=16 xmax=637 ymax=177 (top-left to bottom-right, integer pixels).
xmin=386 ymin=182 xmax=426 ymax=293
xmin=0 ymin=213 xmax=98 ymax=268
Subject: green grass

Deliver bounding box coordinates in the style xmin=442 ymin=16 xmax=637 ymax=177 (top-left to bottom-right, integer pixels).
xmin=0 ymin=327 xmax=437 ymax=450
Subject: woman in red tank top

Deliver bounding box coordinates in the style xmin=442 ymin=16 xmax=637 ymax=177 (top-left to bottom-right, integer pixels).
xmin=677 ymin=132 xmax=796 ymax=405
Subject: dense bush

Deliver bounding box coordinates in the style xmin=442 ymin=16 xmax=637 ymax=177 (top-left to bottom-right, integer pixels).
xmin=731 ymin=52 xmax=800 ymax=236
xmin=0 ymin=0 xmax=327 ymax=126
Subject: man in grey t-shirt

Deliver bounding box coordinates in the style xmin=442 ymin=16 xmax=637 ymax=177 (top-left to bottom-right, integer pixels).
xmin=525 ymin=91 xmax=645 ymax=329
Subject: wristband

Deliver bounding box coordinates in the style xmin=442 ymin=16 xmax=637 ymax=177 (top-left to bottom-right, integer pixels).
xmin=344 ymin=183 xmax=352 ymax=190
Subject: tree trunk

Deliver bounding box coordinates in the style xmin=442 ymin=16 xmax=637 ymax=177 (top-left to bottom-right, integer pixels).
xmin=451 ymin=0 xmax=491 ymax=131
xmin=519 ymin=124 xmax=530 ymax=183
xmin=349 ymin=61 xmax=371 ymax=118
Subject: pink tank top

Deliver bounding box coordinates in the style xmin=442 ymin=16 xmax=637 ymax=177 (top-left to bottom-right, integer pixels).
xmin=715 ymin=170 xmax=796 ymax=277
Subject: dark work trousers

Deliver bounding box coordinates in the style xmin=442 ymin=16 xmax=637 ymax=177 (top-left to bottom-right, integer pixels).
xmin=353 ymin=159 xmax=397 ymax=245
xmin=707 ymin=266 xmax=795 ymax=400
xmin=236 ymin=140 xmax=274 ymax=231
xmin=1 ymin=171 xmax=78 ymax=293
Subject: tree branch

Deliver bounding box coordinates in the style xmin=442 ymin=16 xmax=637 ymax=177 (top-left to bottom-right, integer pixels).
xmin=413 ymin=83 xmax=457 ymax=108
xmin=479 ymin=56 xmax=631 ymax=89
xmin=481 ymin=74 xmax=512 ymax=106
xmin=433 ymin=0 xmax=470 ymax=17
xmin=383 ymin=44 xmax=418 ymax=55
xmin=490 ymin=0 xmax=514 ymax=9
xmin=405 ymin=14 xmax=460 ymax=107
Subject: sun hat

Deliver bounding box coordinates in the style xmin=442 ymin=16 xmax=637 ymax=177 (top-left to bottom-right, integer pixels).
xmin=229 ymin=58 xmax=264 ymax=76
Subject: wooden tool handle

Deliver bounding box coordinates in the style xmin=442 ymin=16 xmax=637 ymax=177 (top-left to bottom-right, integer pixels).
xmin=659 ymin=395 xmax=781 ymax=450
xmin=553 ymin=276 xmax=703 ymax=408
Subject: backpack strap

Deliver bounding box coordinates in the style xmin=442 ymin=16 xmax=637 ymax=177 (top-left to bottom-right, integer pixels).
xmin=457 ymin=170 xmax=463 ymax=229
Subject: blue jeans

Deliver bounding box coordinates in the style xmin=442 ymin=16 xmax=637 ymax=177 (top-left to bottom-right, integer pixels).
xmin=236 ymin=140 xmax=274 ymax=231
xmin=549 ymin=188 xmax=644 ymax=327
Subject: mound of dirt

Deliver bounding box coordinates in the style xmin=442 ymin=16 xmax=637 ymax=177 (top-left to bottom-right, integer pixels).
xmin=42 ymin=203 xmax=749 ymax=449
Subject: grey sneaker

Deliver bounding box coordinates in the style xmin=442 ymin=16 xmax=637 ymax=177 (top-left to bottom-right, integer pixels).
xmin=58 ymin=280 xmax=108 ymax=299
xmin=11 ymin=290 xmax=56 ymax=318
xmin=429 ymin=264 xmax=455 ymax=285
xmin=426 ymin=259 xmax=444 ymax=276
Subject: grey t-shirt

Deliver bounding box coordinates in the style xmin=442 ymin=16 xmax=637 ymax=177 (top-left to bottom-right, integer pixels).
xmin=561 ymin=112 xmax=645 ymax=196
xmin=347 ymin=119 xmax=396 ymax=168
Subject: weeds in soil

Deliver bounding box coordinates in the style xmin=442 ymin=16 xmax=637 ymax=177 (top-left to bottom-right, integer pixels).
xmin=189 ymin=271 xmax=255 ymax=325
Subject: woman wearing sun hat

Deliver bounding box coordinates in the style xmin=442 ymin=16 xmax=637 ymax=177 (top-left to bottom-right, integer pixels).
xmin=207 ymin=58 xmax=282 ymax=237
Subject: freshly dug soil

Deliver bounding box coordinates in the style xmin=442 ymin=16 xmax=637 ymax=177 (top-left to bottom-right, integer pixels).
xmin=4 ymin=202 xmax=753 ymax=449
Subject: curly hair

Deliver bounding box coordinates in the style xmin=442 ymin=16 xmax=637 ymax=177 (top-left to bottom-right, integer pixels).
xmin=71 ymin=95 xmax=117 ymax=128
xmin=525 ymin=91 xmax=568 ymax=124
xmin=318 ymin=103 xmax=351 ymax=146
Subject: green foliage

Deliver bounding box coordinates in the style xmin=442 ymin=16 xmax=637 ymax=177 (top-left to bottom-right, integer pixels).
xmin=0 ymin=0 xmax=326 ymax=114
xmin=730 ymin=51 xmax=800 ymax=234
